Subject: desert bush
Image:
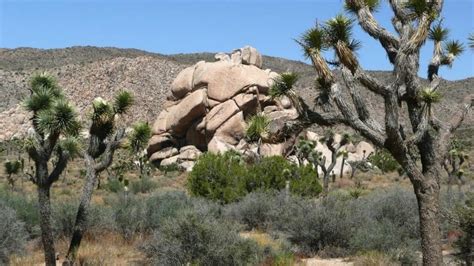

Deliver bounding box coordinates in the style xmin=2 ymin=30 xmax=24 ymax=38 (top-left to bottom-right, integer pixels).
xmin=0 ymin=189 xmax=40 ymax=237
xmin=143 ymin=209 xmax=263 ymax=266
xmin=0 ymin=202 xmax=28 ymax=264
xmin=225 ymin=191 xmax=276 ymax=230
xmin=188 ymin=152 xmax=247 ymax=203
xmin=189 ymin=152 xmax=321 ymax=203
xmin=453 ymin=192 xmax=474 ymax=265
xmin=108 ymin=193 xmax=147 ymax=239
xmin=143 ymin=191 xmax=193 ymax=230
xmin=104 ymin=179 xmax=125 ymax=193
xmin=130 ymin=177 xmax=158 ymax=194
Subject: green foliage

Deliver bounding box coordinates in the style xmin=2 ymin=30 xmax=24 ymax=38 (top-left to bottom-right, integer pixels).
xmin=429 ymin=20 xmax=449 ymax=42
xmin=368 ymin=149 xmax=400 ymax=173
xmin=419 ymin=88 xmax=442 ymax=105
xmin=130 ymin=178 xmax=158 ymax=194
xmin=245 ymin=114 xmax=269 ymax=142
xmin=143 ymin=210 xmax=263 ymax=266
xmin=444 ymin=40 xmax=465 ymax=57
xmin=104 ymin=179 xmax=125 ymax=193
xmin=269 ymin=72 xmax=299 ymax=99
xmin=58 ymin=136 xmax=82 ymax=159
xmin=188 ymin=153 xmax=321 ymax=203
xmin=325 ymin=14 xmax=356 ymax=46
xmin=0 ymin=202 xmax=28 ymax=264
xmin=297 ymin=25 xmax=328 ymax=57
xmin=113 ymin=90 xmax=134 ymax=115
xmin=188 ymin=152 xmax=247 ymax=203
xmin=0 ymin=188 xmax=40 ymax=237
xmin=404 ymin=0 xmax=433 ymax=18
xmin=128 ymin=122 xmax=152 ymax=153
xmin=30 ymin=72 xmax=59 ymax=92
xmin=344 ymin=0 xmax=380 ymax=13
xmin=4 ymin=160 xmax=21 ymax=175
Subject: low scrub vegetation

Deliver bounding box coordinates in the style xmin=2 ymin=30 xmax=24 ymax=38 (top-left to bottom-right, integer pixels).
xmin=188 ymin=152 xmax=322 ymax=203
xmin=0 ymin=201 xmax=28 ymax=264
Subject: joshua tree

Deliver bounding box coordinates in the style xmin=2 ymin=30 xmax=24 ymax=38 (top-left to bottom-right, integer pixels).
xmin=442 ymin=141 xmax=468 ymax=198
xmin=64 ymin=92 xmax=133 ymax=264
xmin=269 ymin=72 xmax=302 ymax=113
xmin=128 ymin=122 xmax=152 ymax=178
xmin=23 ymin=73 xmax=81 ymax=266
xmin=4 ymin=160 xmax=21 ymax=189
xmin=294 ymin=137 xmax=316 ymax=165
xmin=294 ymin=1 xmax=472 ymax=264
xmin=308 ymin=131 xmax=351 ymax=194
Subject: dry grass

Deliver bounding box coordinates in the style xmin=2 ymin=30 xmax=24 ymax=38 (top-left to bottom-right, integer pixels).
xmin=10 ymin=232 xmax=145 ymax=266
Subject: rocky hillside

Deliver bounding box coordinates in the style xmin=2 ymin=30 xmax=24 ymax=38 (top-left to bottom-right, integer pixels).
xmin=0 ymin=46 xmax=472 ymax=142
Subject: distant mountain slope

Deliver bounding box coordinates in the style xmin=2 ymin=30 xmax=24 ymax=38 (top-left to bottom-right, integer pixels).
xmin=0 ymin=46 xmax=471 ymax=143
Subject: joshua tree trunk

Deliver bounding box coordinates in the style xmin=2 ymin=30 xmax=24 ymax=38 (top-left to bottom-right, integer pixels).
xmin=37 ymin=166 xmax=56 ymax=266
xmin=64 ymin=156 xmax=96 ymax=264
xmin=64 ymin=131 xmax=123 ymax=264
xmin=339 ymin=157 xmax=345 ymax=178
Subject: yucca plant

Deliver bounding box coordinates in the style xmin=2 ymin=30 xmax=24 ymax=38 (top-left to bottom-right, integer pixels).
xmin=295 ymin=137 xmax=316 ymax=165
xmin=338 ymin=149 xmax=349 ymax=178
xmin=64 ymin=90 xmax=134 ymax=264
xmin=325 ymin=14 xmax=360 ymax=73
xmin=269 ymin=72 xmax=302 ymax=114
xmin=444 ymin=40 xmax=465 ymax=58
xmin=245 ymin=114 xmax=269 ymax=159
xmin=128 ymin=122 xmax=152 ymax=178
xmin=404 ymin=0 xmax=433 ymax=18
xmin=420 ymin=88 xmax=442 ymax=116
xmin=344 ymin=0 xmax=380 ymax=14
xmin=23 ymin=73 xmax=81 ymax=266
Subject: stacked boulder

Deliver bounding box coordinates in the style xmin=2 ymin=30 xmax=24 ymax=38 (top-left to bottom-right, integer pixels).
xmin=147 ymin=46 xmax=300 ymax=169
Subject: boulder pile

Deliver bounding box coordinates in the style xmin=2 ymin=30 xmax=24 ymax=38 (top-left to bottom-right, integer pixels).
xmin=147 ymin=46 xmax=300 ymax=169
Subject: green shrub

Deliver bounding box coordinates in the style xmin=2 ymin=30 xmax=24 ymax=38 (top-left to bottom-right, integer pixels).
xmin=188 ymin=152 xmax=247 ymax=203
xmin=188 ymin=153 xmax=321 ymax=203
xmin=104 ymin=179 xmax=125 ymax=193
xmin=0 ymin=189 xmax=39 ymax=237
xmin=0 ymin=202 xmax=28 ymax=264
xmin=143 ymin=209 xmax=263 ymax=265
xmin=130 ymin=178 xmax=158 ymax=194
xmin=225 ymin=191 xmax=276 ymax=230
xmin=368 ymin=149 xmax=399 ymax=173
xmin=108 ymin=194 xmax=147 ymax=239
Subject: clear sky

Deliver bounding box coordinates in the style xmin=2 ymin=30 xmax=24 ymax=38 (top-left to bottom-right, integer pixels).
xmin=1 ymin=0 xmax=473 ymax=80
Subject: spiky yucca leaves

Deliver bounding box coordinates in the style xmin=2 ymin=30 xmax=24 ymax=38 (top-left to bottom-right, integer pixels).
xmin=420 ymin=88 xmax=442 ymax=116
xmin=404 ymin=0 xmax=434 ymax=18
xmin=129 ymin=122 xmax=152 ymax=154
xmin=30 ymin=72 xmax=59 ymax=92
xmin=444 ymin=40 xmax=465 ymax=57
xmin=344 ymin=0 xmax=380 ymax=14
xmin=36 ymin=100 xmax=81 ymax=136
xmin=58 ymin=137 xmax=82 ymax=159
xmin=325 ymin=15 xmax=360 ymax=73
xmin=113 ymin=90 xmax=134 ymax=115
xmin=269 ymin=72 xmax=302 ymax=113
xmin=469 ymin=33 xmax=474 ymax=49
xmin=296 ymin=25 xmax=334 ymax=82
xmin=320 ymin=129 xmax=336 ymax=145
xmin=245 ymin=114 xmax=269 ymax=142
xmin=295 ymin=137 xmax=316 ymax=163
xmin=429 ymin=20 xmax=449 ymax=43
xmin=340 ymin=133 xmax=352 ymax=146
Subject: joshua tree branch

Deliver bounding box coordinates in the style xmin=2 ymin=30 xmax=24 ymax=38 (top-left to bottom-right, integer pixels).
xmin=352 ymin=5 xmax=400 ymax=63
xmin=354 ymin=68 xmax=390 ymax=96
xmin=48 ymin=148 xmax=70 ymax=185
xmin=94 ymin=129 xmax=125 ymax=173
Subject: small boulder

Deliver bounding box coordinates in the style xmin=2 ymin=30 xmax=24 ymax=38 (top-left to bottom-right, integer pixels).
xmin=149 ymin=147 xmax=179 ymax=162
xmin=171 ymin=66 xmax=194 ymax=99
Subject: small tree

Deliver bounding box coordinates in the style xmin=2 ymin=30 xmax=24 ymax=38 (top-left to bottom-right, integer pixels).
xmin=294 ymin=1 xmax=471 ymax=263
xmin=338 ymin=149 xmax=349 ymax=178
xmin=442 ymin=142 xmax=468 ymax=198
xmin=23 ymin=73 xmax=81 ymax=266
xmin=64 ymin=92 xmax=133 ymax=264
xmin=4 ymin=160 xmax=21 ymax=189
xmin=128 ymin=122 xmax=152 ymax=178
xmin=309 ymin=131 xmax=351 ymax=194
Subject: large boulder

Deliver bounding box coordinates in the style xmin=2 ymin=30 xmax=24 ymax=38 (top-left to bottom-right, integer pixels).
xmin=166 ymin=89 xmax=207 ymax=136
xmin=147 ymin=46 xmax=301 ymax=165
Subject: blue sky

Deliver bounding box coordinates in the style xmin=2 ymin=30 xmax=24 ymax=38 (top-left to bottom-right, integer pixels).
xmin=1 ymin=0 xmax=473 ymax=80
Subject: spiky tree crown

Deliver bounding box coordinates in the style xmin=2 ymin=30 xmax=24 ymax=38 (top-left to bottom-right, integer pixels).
xmin=4 ymin=160 xmax=21 ymax=175
xmin=269 ymin=72 xmax=299 ymax=98
xmin=344 ymin=0 xmax=380 ymax=13
xmin=129 ymin=122 xmax=152 ymax=153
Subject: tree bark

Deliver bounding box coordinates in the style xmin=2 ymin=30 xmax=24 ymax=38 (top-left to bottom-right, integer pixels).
xmin=38 ymin=184 xmax=56 ymax=266
xmin=413 ymin=179 xmax=443 ymax=266
xmin=64 ymin=157 xmax=97 ymax=264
